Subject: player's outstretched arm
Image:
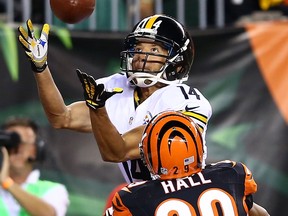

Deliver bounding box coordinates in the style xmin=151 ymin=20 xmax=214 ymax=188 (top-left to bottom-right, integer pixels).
xmin=249 ymin=202 xmax=270 ymax=216
xmin=77 ymin=69 xmax=141 ymax=161
xmin=36 ymin=68 xmax=91 ymax=131
xmin=18 ymin=20 xmax=91 ymax=132
xmin=90 ymin=107 xmax=144 ymax=162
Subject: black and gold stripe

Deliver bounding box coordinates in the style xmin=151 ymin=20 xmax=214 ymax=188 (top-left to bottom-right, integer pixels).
xmin=181 ymin=110 xmax=209 ymax=132
xmin=144 ymin=15 xmax=160 ymax=29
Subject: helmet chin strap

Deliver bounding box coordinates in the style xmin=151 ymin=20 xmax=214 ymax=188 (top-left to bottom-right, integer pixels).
xmin=128 ymin=73 xmax=158 ymax=87
xmin=130 ymin=76 xmax=183 ymax=88
xmin=127 ymin=63 xmax=183 ymax=88
xmin=128 ymin=72 xmax=184 ymax=87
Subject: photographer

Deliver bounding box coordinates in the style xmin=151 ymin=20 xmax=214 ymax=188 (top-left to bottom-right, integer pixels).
xmin=0 ymin=117 xmax=69 ymax=216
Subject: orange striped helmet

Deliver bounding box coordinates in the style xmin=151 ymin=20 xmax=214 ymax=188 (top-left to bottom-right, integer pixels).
xmin=140 ymin=111 xmax=204 ymax=180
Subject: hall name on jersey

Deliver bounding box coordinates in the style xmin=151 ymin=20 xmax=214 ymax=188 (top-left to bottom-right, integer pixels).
xmin=161 ymin=173 xmax=212 ymax=194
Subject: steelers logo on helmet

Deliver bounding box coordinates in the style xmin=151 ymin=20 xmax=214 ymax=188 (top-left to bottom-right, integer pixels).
xmin=140 ymin=111 xmax=203 ymax=180
xmin=120 ymin=14 xmax=194 ymax=88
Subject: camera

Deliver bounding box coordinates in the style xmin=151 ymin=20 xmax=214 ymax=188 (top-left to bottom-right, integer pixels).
xmin=0 ymin=130 xmax=21 ymax=169
xmin=0 ymin=130 xmax=21 ymax=148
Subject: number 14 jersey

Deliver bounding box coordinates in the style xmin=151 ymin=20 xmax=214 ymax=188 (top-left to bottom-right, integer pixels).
xmin=99 ymin=73 xmax=212 ymax=183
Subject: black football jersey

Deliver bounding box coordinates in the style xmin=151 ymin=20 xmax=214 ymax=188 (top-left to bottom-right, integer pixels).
xmin=105 ymin=160 xmax=257 ymax=216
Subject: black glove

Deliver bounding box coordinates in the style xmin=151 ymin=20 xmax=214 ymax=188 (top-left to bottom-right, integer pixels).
xmin=76 ymin=69 xmax=123 ymax=110
xmin=18 ymin=19 xmax=49 ymax=73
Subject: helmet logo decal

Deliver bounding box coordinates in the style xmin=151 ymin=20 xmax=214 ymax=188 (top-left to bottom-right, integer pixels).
xmin=160 ymin=167 xmax=168 ymax=174
xmin=135 ymin=15 xmax=162 ymax=34
xmin=184 ymin=156 xmax=194 ymax=165
xmin=143 ymin=111 xmax=153 ymax=125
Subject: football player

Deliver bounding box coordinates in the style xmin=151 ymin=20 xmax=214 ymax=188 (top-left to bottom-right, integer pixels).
xmin=104 ymin=111 xmax=269 ymax=216
xmin=18 ymin=15 xmax=212 ymax=183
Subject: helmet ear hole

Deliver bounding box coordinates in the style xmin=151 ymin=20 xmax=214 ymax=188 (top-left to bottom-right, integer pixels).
xmin=164 ymin=66 xmax=177 ymax=81
xmin=164 ymin=64 xmax=185 ymax=81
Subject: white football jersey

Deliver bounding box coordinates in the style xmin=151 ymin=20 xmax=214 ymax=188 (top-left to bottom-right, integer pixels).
xmin=97 ymin=73 xmax=212 ymax=183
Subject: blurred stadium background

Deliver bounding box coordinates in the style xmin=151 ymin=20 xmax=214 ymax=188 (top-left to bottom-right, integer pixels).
xmin=0 ymin=0 xmax=288 ymax=215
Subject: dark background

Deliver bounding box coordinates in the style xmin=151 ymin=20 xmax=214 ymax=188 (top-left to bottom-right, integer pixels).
xmin=0 ymin=22 xmax=287 ymax=215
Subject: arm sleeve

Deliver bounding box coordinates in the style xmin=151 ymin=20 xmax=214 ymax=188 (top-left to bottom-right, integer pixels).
xmin=245 ymin=194 xmax=254 ymax=210
xmin=110 ymin=191 xmax=132 ymax=216
xmin=240 ymin=162 xmax=257 ymax=195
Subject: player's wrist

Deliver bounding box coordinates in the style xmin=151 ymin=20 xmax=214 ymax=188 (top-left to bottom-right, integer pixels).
xmin=85 ymin=100 xmax=104 ymax=110
xmin=87 ymin=103 xmax=106 ymax=111
xmin=1 ymin=177 xmax=14 ymax=190
xmin=31 ymin=61 xmax=48 ymax=73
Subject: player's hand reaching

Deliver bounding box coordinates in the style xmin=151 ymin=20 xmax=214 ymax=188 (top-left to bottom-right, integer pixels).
xmin=18 ymin=19 xmax=49 ymax=73
xmin=76 ymin=69 xmax=123 ymax=110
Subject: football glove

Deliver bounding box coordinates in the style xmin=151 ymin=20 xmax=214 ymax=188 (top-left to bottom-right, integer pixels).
xmin=18 ymin=19 xmax=49 ymax=73
xmin=76 ymin=69 xmax=123 ymax=110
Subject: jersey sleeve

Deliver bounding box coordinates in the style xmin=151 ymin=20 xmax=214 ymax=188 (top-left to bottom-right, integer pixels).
xmin=179 ymin=88 xmax=212 ymax=134
xmin=151 ymin=84 xmax=212 ymax=167
xmin=154 ymin=84 xmax=212 ymax=134
xmin=240 ymin=162 xmax=257 ymax=195
xmin=109 ymin=189 xmax=133 ymax=216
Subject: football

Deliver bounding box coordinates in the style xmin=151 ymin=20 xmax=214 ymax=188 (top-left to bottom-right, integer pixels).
xmin=50 ymin=0 xmax=96 ymax=24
